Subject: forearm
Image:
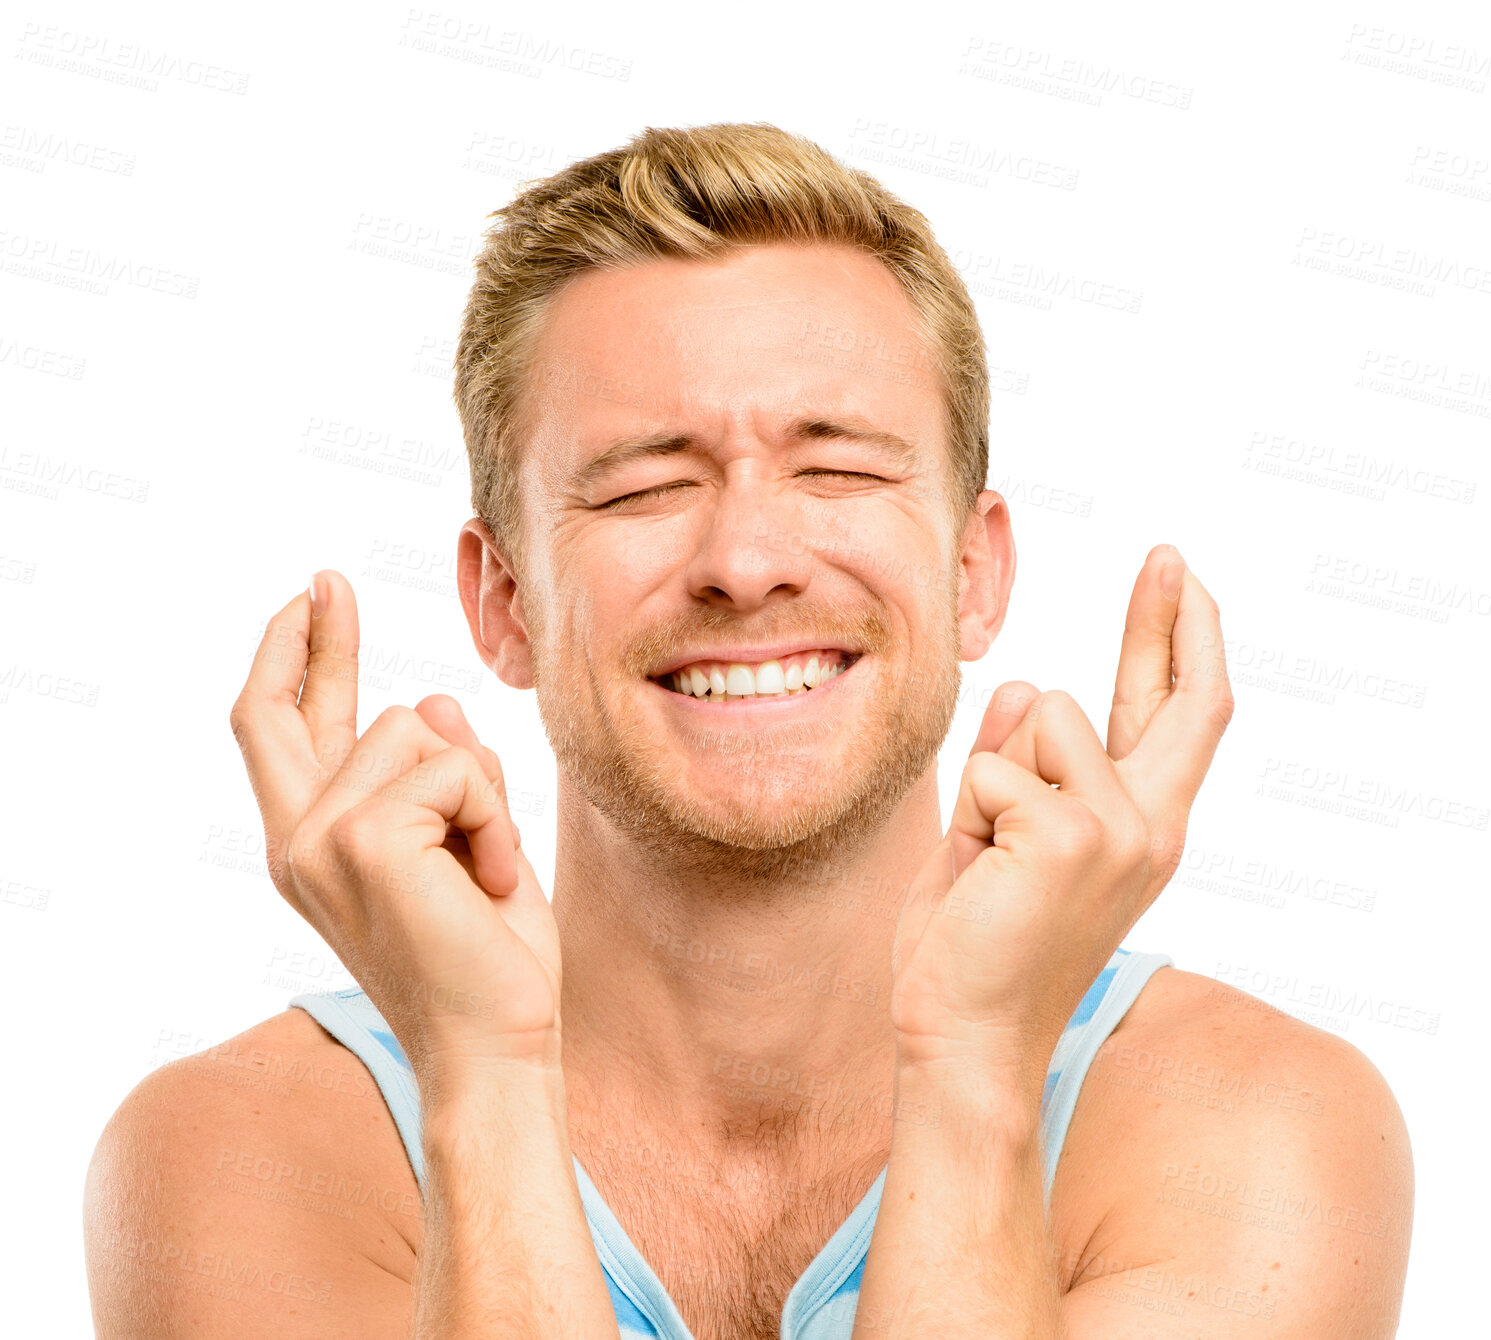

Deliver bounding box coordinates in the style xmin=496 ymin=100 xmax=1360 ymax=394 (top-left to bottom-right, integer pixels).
xmin=412 ymin=1063 xmax=620 ymax=1340
xmin=851 ymin=1058 xmax=1062 ymax=1340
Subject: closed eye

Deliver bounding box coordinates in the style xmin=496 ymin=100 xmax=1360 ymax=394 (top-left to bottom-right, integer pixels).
xmin=596 ymin=470 xmax=888 ymax=509
xmin=798 ymin=470 xmax=887 ymax=481
xmin=595 ymin=481 xmax=698 ymax=509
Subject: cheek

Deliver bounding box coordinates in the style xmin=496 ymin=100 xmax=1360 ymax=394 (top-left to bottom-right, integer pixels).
xmin=571 ymin=519 xmax=692 ymax=586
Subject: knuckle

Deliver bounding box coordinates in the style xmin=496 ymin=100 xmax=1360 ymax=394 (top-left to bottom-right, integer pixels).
xmin=374 ymin=703 xmax=423 ymax=735
xmin=1052 ymin=802 xmax=1103 ymax=855
xmin=1027 ymin=689 xmax=1057 ymax=721
xmin=1074 ymin=804 xmax=1106 ymax=842
xmin=962 ymin=749 xmax=1002 ymax=793
xmin=264 ymin=830 xmax=292 ymax=884
xmin=1118 ymin=815 xmax=1150 ymax=867
xmin=1040 ymin=689 xmax=1093 ymax=732
xmin=326 ymin=807 xmax=375 ymax=862
xmin=1148 ymin=824 xmax=1187 ymax=880
xmin=444 ymin=743 xmax=479 ymax=775
xmin=284 ymin=822 xmax=323 ymax=886
xmin=431 ymin=744 xmax=482 ymax=796
xmin=993 ymin=681 xmax=1038 ymax=715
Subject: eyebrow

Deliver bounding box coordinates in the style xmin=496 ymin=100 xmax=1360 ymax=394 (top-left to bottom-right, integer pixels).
xmin=568 ymin=416 xmax=923 ymax=493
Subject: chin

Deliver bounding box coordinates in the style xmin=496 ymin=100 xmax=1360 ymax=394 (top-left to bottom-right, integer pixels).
xmin=662 ymin=790 xmax=850 ymax=851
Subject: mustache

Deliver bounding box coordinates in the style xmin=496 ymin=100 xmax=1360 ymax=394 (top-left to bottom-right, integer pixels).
xmin=621 ymin=603 xmax=894 ymax=678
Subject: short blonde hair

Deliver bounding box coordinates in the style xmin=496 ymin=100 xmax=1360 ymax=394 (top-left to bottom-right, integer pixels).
xmin=454 ymin=121 xmax=989 ymax=568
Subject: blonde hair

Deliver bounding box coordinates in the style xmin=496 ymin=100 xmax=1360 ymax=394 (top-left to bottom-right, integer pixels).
xmin=454 ymin=121 xmax=989 ymax=568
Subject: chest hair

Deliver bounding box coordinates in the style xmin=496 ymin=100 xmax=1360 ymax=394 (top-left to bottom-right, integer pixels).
xmin=582 ymin=1144 xmax=888 ymax=1340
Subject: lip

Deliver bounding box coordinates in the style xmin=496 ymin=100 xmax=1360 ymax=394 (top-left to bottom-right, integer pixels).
xmin=649 ymin=653 xmax=865 ymax=712
xmin=649 ymin=644 xmax=861 ymax=679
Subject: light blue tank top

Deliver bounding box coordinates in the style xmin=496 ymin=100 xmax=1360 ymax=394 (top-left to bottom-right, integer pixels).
xmin=290 ymin=945 xmax=1172 ymax=1338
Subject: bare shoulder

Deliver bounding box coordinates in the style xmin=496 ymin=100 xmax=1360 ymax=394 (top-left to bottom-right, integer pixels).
xmin=84 ymin=1008 xmax=422 ymax=1338
xmin=1051 ymin=967 xmax=1414 ymax=1335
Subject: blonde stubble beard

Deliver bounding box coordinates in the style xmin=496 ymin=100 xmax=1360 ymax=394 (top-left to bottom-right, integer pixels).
xmin=525 ymin=573 xmax=964 ymax=888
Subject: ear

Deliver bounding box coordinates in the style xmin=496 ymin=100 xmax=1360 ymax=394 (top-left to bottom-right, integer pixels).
xmin=956 ymin=490 xmax=1015 ymax=662
xmin=458 ymin=517 xmax=535 ymax=690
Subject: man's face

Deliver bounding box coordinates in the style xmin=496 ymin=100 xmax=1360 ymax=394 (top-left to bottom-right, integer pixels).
xmin=513 ymin=241 xmax=969 ymax=877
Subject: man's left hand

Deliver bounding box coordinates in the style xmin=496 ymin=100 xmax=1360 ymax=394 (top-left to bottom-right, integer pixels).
xmin=889 ymin=545 xmax=1234 ymax=1094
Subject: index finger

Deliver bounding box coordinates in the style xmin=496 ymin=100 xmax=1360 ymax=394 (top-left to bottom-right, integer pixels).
xmin=300 ymin=569 xmax=361 ymax=773
xmin=1108 ymin=544 xmax=1185 ymax=761
xmin=1119 ymin=563 xmax=1234 ymax=817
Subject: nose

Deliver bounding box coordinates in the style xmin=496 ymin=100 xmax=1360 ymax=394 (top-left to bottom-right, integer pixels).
xmin=682 ymin=459 xmax=816 ymax=609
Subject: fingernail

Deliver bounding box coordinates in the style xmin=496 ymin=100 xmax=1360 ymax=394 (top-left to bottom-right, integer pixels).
xmin=1160 ymin=558 xmax=1184 ymax=600
xmin=308 ymin=572 xmax=326 ymax=618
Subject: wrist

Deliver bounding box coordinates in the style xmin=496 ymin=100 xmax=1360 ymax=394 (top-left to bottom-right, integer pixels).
xmin=418 ymin=1051 xmax=569 ymax=1126
xmin=894 ymin=1038 xmax=1048 ymax=1130
xmin=412 ymin=1020 xmax=564 ymax=1094
xmin=884 ymin=1058 xmax=1044 ymax=1189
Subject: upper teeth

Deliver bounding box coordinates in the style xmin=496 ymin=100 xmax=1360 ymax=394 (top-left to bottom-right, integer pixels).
xmin=664 ymin=652 xmax=850 ymax=699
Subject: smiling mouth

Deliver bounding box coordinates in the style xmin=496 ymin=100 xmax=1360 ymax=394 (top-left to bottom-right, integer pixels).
xmin=650 ymin=649 xmax=864 ymax=702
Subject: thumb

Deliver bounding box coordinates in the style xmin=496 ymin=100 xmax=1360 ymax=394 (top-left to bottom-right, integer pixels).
xmin=968 ymin=680 xmax=1041 ymax=758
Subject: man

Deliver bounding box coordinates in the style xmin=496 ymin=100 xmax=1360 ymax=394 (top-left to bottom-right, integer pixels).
xmin=84 ymin=122 xmax=1412 ymax=1338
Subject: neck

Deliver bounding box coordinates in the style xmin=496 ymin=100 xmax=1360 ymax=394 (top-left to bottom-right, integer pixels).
xmin=552 ymin=769 xmax=943 ymax=1171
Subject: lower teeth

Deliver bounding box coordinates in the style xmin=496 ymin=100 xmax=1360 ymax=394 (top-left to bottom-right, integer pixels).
xmin=677 ymin=687 xmax=815 ymax=700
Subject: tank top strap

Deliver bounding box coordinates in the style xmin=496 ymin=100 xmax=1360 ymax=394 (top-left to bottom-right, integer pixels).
xmin=293 ymin=946 xmax=1176 ymax=1212
xmin=289 ymin=988 xmax=428 ymax=1195
xmin=1038 ymin=947 xmax=1174 ymax=1210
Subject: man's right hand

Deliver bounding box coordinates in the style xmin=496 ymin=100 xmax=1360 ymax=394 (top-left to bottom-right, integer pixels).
xmin=85 ymin=571 xmax=619 ymax=1339
xmin=228 ymin=568 xmax=562 ymax=1091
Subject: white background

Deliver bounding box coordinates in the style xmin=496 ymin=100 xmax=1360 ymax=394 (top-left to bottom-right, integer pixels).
xmin=2 ymin=1 xmax=1487 ymax=1333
